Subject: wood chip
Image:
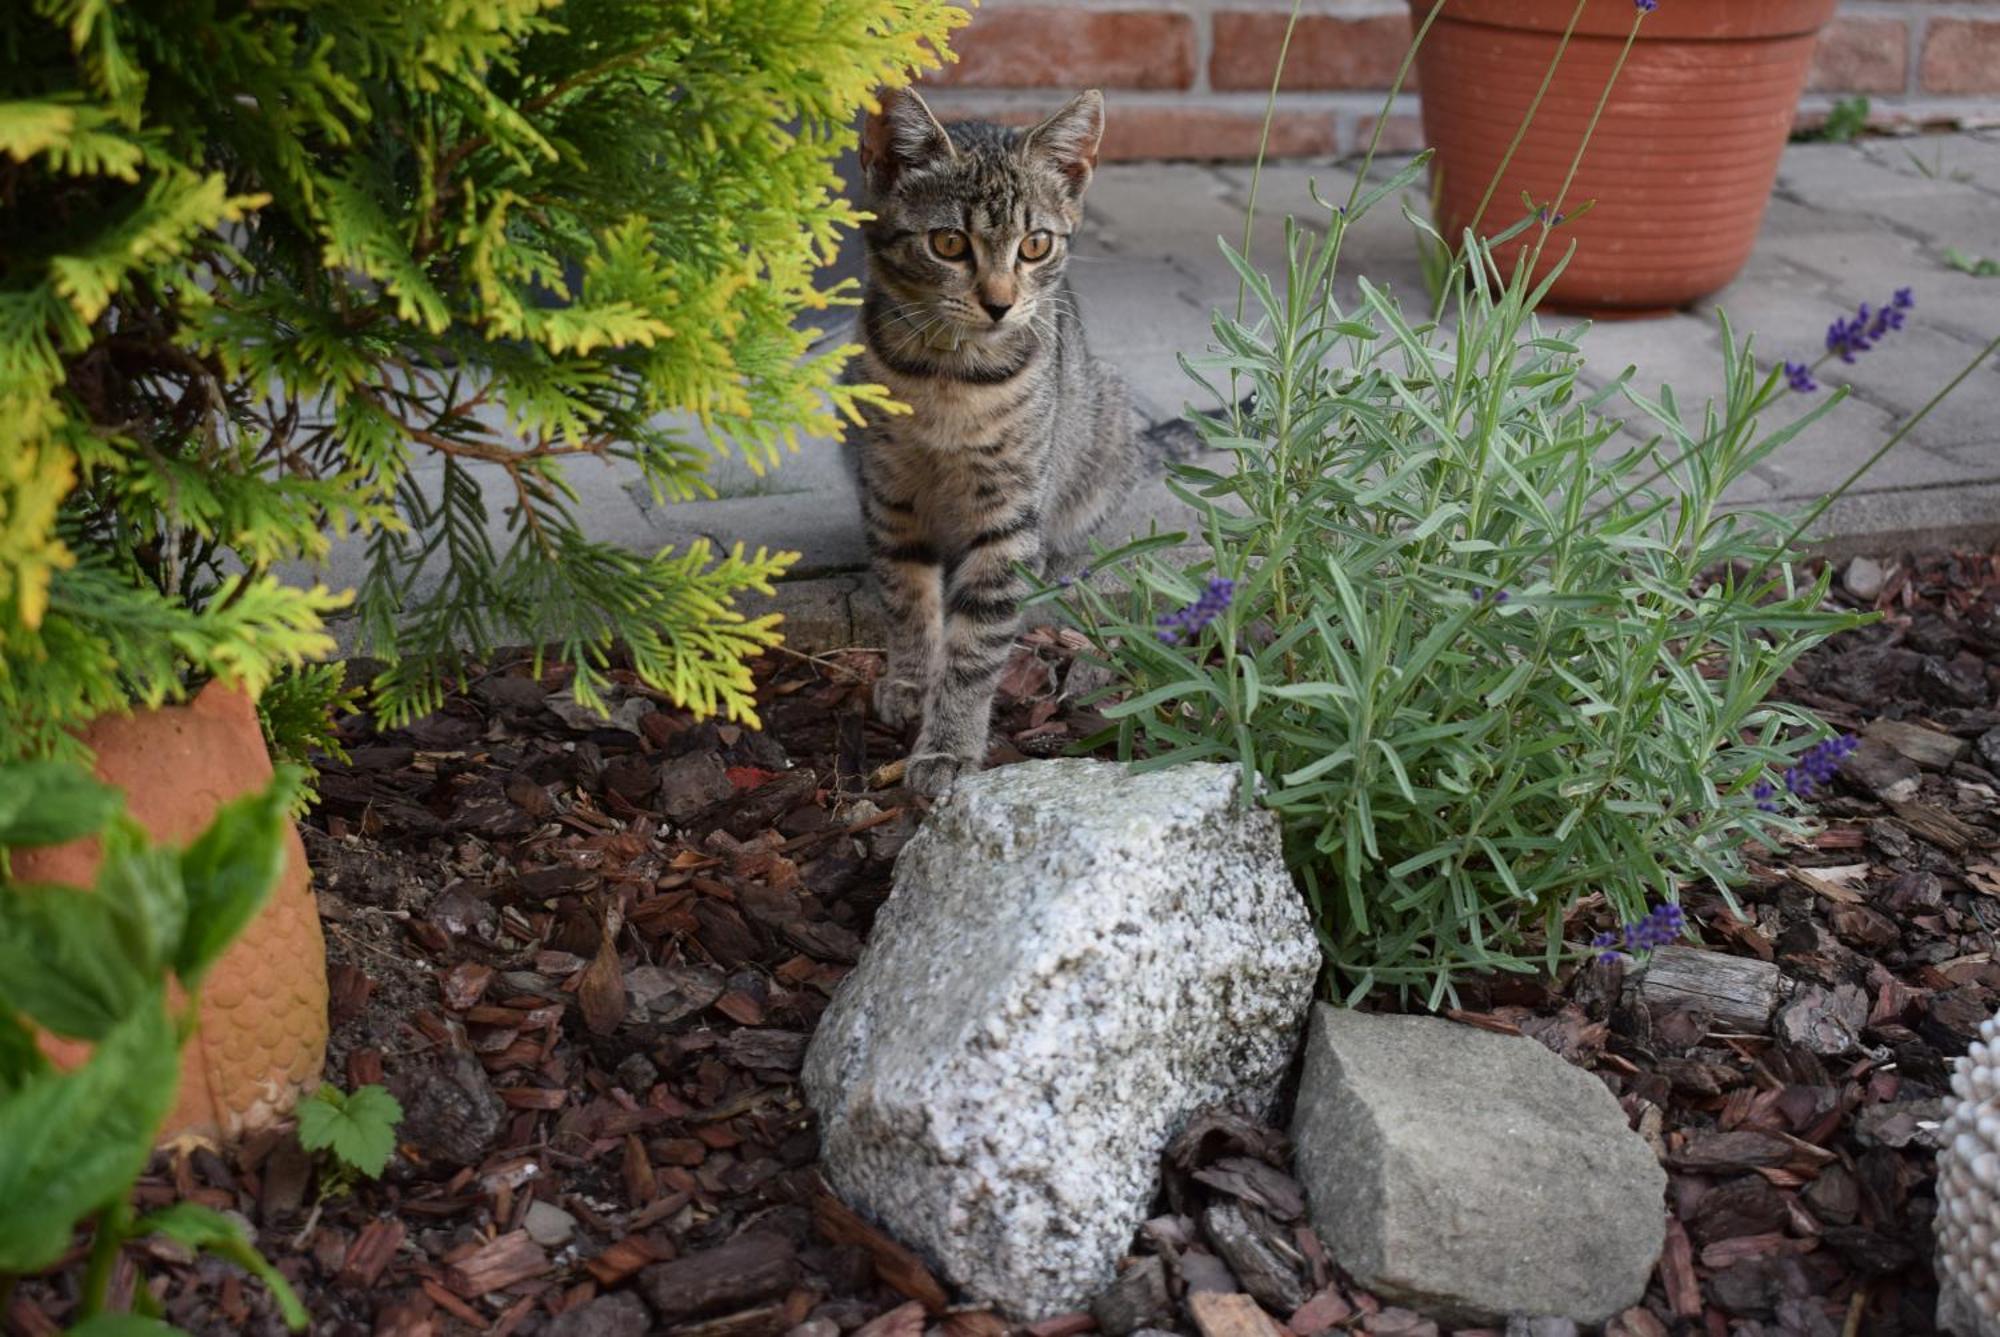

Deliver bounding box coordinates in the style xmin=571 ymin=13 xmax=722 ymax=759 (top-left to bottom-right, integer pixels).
xmin=1865 ymin=717 xmax=1968 ymax=770
xmin=1633 ymin=946 xmax=1786 ymax=1033
xmin=1188 ymin=1291 xmax=1285 ymax=1337
xmin=1789 ymin=866 xmax=1866 ymax=905
xmin=854 ymin=1301 xmax=928 ymax=1337
xmin=1201 ymin=1201 xmax=1306 ymax=1314
xmin=583 ymin=1236 xmax=663 ymax=1287
xmin=421 ymin=1278 xmax=492 ymax=1328
xmin=811 ymin=1183 xmax=950 ymax=1312
xmin=576 ymin=927 xmax=628 ymax=1035
xmin=668 ymin=1305 xmax=790 ymax=1337
xmin=1888 ymin=798 xmax=1983 ymax=854
xmin=1022 ymin=1315 xmax=1095 ymax=1337
xmin=1288 ymin=1286 xmax=1355 ymax=1337
xmin=1660 ymin=1216 xmax=1702 ymax=1319
xmin=639 ymin=1233 xmax=798 ymax=1325
xmin=445 ymin=1229 xmax=551 ymax=1298
xmin=338 ymin=1217 xmax=406 ymax=1288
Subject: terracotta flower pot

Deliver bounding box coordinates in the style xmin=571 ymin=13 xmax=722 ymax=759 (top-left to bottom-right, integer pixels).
xmin=1410 ymin=0 xmax=1837 ymax=315
xmin=12 ymin=679 xmax=328 ymax=1148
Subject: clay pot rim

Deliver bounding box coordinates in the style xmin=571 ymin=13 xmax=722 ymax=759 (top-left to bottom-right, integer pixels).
xmin=1409 ymin=0 xmax=1837 ymax=43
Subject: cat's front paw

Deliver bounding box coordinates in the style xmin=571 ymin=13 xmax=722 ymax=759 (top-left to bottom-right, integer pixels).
xmin=904 ymin=751 xmax=970 ymax=798
xmin=872 ymin=676 xmax=927 ymax=730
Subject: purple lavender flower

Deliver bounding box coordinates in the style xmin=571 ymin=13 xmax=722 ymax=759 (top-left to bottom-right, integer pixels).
xmin=1825 ymin=289 xmax=1914 ymax=363
xmin=1750 ymin=733 xmax=1858 ymax=811
xmin=1472 ymin=588 xmax=1509 ymax=604
xmin=1595 ymin=902 xmax=1684 ymax=963
xmin=1157 ymin=577 xmax=1236 ymax=644
xmin=1784 ymin=361 xmax=1818 ymax=394
xmin=1784 ymin=732 xmax=1859 ymax=797
xmin=1056 ymin=566 xmax=1094 ymax=590
xmin=1635 ymin=0 xmax=1658 ymax=11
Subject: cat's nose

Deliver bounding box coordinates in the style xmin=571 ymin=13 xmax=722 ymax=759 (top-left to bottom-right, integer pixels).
xmin=980 ymin=299 xmax=1013 ymax=323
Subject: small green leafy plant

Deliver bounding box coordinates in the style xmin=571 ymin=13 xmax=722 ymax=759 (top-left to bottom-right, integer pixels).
xmin=1944 ymin=247 xmax=2000 ymax=279
xmin=0 ymin=761 xmax=308 ymax=1333
xmin=1799 ymin=95 xmax=1871 ymax=144
xmin=297 ymin=1083 xmax=404 ymax=1198
xmin=1047 ymin=5 xmax=1997 ymax=1004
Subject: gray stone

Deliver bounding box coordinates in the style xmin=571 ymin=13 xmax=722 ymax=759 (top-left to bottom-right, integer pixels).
xmin=1843 ymin=555 xmax=1889 ymax=603
xmin=523 ymin=1200 xmax=577 ymax=1249
xmin=1775 ymin=983 xmax=1870 ymax=1057
xmin=803 ymin=759 xmax=1318 ymax=1321
xmin=1505 ymin=1320 xmax=1580 ymax=1337
xmin=543 ymin=1293 xmax=651 ymax=1337
xmin=1289 ymin=1007 xmax=1666 ymax=1326
xmin=625 ymin=963 xmax=723 ymax=1027
xmin=1091 ymin=1255 xmax=1173 ymax=1337
xmin=657 ymin=750 xmax=733 ymax=823
xmin=1978 ymin=728 xmax=2000 ymax=775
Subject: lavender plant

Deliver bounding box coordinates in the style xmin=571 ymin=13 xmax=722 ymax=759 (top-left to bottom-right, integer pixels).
xmin=1039 ymin=3 xmax=1998 ymax=1004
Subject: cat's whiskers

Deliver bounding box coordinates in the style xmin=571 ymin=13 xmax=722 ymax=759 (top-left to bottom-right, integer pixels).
xmin=887 ymin=311 xmax=949 ymax=361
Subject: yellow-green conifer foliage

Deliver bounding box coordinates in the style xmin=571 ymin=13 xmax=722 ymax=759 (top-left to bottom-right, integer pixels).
xmin=0 ymin=0 xmax=968 ymax=757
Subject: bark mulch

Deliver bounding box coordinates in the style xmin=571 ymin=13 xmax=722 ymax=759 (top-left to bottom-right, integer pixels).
xmin=7 ymin=547 xmax=1999 ymax=1337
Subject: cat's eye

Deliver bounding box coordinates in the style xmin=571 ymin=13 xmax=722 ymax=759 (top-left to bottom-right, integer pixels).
xmin=1019 ymin=230 xmax=1054 ymax=262
xmin=929 ymin=229 xmax=969 ymax=261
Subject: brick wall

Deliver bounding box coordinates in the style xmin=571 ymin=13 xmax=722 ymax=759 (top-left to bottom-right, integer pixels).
xmin=917 ymin=1 xmax=2000 ymax=162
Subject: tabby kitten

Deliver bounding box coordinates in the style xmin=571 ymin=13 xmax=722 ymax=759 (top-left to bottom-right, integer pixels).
xmin=846 ymin=87 xmax=1137 ymax=797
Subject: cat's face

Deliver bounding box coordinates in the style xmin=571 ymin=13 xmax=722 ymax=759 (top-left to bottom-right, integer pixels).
xmin=858 ymin=89 xmax=1104 ymax=344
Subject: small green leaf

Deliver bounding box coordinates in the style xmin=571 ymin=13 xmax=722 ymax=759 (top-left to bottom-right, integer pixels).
xmin=0 ymin=994 xmax=179 ymax=1273
xmin=0 ymin=879 xmax=155 ymax=1040
xmin=297 ymin=1083 xmax=403 ymax=1178
xmin=0 ymin=760 xmax=123 ymax=848
xmin=136 ymin=1203 xmax=309 ymax=1331
xmin=175 ymin=769 xmax=301 ymax=990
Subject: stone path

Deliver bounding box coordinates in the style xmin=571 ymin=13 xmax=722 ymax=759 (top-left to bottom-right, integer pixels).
xmin=323 ymin=132 xmax=2000 ymax=651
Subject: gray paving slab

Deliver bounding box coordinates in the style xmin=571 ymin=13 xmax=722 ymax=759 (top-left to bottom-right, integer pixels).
xmin=318 ymin=133 xmax=2000 ymax=656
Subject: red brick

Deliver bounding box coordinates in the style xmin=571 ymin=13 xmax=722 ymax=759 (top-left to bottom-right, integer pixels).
xmin=1100 ymin=108 xmax=1338 ymax=162
xmin=1921 ymin=18 xmax=2000 ymax=92
xmin=935 ymin=7 xmax=1196 ymax=90
xmin=925 ymin=102 xmax=1337 ymax=162
xmin=1211 ymin=13 xmax=1415 ymax=93
xmin=1352 ymin=112 xmax=1427 ymax=156
xmin=1807 ymin=17 xmax=1910 ymax=94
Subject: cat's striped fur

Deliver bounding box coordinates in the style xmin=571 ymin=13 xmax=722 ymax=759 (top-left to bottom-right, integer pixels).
xmin=845 ymin=87 xmax=1136 ymax=797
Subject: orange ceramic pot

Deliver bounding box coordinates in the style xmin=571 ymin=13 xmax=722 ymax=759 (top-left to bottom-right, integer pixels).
xmin=1410 ymin=0 xmax=1837 ymax=314
xmin=11 ymin=679 xmax=328 ymax=1148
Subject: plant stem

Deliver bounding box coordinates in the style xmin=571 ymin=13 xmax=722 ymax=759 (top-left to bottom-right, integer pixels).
xmin=1235 ymin=0 xmax=1304 ymax=327
xmin=79 ymin=1199 xmax=135 ymax=1318
xmin=1776 ymin=329 xmax=2000 ymax=555
xmin=1344 ymin=0 xmax=1448 ymax=216
xmin=1465 ymin=0 xmax=1588 ymax=238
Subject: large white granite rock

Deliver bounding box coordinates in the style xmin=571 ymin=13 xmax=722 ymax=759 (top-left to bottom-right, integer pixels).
xmin=802 ymin=759 xmax=1317 ymax=1320
xmin=1290 ymin=1006 xmax=1667 ymax=1326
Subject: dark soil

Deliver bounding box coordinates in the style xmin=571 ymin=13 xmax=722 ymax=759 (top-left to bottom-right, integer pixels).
xmin=8 ymin=550 xmax=2000 ymax=1337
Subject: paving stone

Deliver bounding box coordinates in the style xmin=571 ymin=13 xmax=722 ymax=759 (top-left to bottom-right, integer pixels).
xmin=307 ymin=136 xmax=2000 ymax=644
xmin=1778 ymin=142 xmax=1991 ymax=212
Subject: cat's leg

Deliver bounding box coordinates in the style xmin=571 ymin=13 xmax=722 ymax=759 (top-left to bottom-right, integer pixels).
xmin=908 ymin=523 xmax=1041 ymax=796
xmin=862 ymin=493 xmax=944 ymax=731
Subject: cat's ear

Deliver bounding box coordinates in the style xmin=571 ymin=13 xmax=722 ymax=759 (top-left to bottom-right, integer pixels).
xmin=860 ymin=86 xmax=955 ymax=194
xmin=1024 ymin=90 xmax=1105 ymax=197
